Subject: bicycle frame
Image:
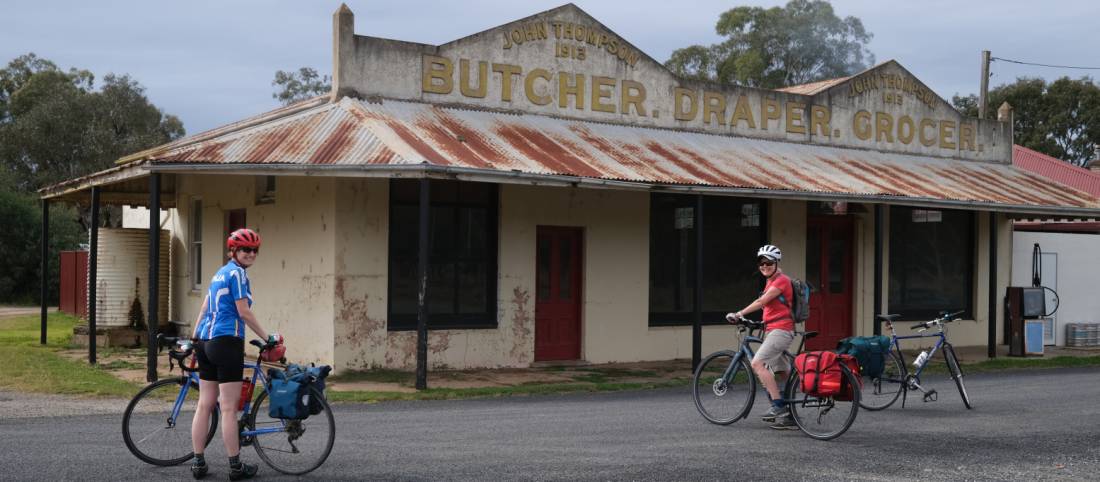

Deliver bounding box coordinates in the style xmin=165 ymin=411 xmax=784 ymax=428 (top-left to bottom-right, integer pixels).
xmin=168 ymin=360 xmax=285 ymax=438
xmin=722 ymin=327 xmax=807 ymax=406
xmin=890 ymin=329 xmax=947 ymax=379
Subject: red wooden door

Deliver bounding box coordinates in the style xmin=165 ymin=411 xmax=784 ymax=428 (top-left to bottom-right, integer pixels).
xmin=805 ymin=216 xmax=854 ymax=350
xmin=535 ymin=226 xmax=583 ymax=361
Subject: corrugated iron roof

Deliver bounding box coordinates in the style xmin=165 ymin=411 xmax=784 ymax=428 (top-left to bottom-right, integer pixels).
xmin=143 ymin=97 xmax=1100 ymax=213
xmin=776 ymin=76 xmax=851 ymax=96
xmin=1012 ymin=144 xmax=1100 ymax=197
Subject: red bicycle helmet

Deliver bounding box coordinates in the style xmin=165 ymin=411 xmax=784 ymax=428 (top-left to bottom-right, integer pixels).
xmin=227 ymin=228 xmax=262 ymax=251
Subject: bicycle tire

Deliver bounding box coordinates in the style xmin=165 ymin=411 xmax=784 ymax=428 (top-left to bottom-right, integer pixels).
xmin=248 ymin=386 xmax=335 ymax=475
xmin=122 ymin=377 xmax=218 ymax=466
xmin=943 ymin=344 xmax=972 ymax=409
xmin=787 ymin=363 xmax=860 ymax=441
xmin=859 ymin=351 xmax=905 ymax=411
xmin=692 ymin=350 xmax=756 ymax=425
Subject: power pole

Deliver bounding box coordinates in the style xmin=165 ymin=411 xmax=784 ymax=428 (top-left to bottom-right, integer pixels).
xmin=979 ymin=50 xmax=991 ymax=119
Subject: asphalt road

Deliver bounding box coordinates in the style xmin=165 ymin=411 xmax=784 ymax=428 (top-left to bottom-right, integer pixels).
xmin=2 ymin=367 xmax=1098 ymax=481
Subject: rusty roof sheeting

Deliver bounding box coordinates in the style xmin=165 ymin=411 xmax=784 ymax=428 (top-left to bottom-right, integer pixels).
xmin=776 ymin=76 xmax=851 ymax=96
xmin=147 ymin=97 xmax=1100 ymax=212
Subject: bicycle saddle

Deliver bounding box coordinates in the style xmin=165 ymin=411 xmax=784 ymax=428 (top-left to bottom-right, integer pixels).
xmin=876 ymin=314 xmax=902 ymax=322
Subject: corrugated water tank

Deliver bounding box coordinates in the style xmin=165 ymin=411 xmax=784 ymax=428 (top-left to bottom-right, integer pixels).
xmin=90 ymin=228 xmax=170 ymax=327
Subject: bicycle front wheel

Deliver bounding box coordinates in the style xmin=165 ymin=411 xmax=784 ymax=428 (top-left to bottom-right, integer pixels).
xmin=859 ymin=351 xmax=905 ymax=411
xmin=692 ymin=350 xmax=756 ymax=425
xmin=122 ymin=377 xmax=218 ymax=466
xmin=944 ymin=344 xmax=972 ymax=409
xmin=788 ymin=364 xmax=860 ymax=441
xmin=248 ymin=386 xmax=335 ymax=475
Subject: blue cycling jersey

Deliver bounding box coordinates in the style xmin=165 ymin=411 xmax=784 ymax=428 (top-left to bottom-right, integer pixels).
xmin=195 ymin=260 xmax=253 ymax=340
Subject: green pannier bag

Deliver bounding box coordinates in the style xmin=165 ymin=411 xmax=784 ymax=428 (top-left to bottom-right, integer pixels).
xmin=836 ymin=335 xmax=892 ymax=378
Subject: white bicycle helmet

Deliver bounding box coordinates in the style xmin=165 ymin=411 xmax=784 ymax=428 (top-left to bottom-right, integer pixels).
xmin=757 ymin=244 xmax=782 ymax=261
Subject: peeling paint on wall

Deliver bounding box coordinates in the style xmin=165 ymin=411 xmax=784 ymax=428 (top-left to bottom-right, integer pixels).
xmin=509 ymin=286 xmax=532 ymax=363
xmin=385 ymin=331 xmax=416 ymax=368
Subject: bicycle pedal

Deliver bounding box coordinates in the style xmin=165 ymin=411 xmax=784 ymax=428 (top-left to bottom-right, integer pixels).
xmin=923 ymin=390 xmax=937 ymax=402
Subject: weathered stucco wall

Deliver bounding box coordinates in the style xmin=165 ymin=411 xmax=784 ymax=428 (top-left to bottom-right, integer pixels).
xmin=332 ymin=178 xmax=389 ymax=370
xmin=172 ymin=174 xmax=336 ymax=366
xmin=336 ymin=4 xmax=1010 ymax=163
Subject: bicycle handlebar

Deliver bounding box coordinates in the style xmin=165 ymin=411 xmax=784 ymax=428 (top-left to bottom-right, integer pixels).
xmin=909 ymin=310 xmax=965 ymax=330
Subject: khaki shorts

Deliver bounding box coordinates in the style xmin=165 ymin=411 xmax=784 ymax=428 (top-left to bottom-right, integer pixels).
xmin=755 ymin=329 xmax=794 ymax=373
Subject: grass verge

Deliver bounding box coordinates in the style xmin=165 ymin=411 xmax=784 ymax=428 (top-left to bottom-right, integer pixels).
xmin=3 ymin=312 xmax=1099 ymax=403
xmin=919 ymin=354 xmax=1100 ymax=375
xmin=0 ymin=313 xmax=140 ymax=398
xmin=327 ymin=378 xmax=693 ymax=403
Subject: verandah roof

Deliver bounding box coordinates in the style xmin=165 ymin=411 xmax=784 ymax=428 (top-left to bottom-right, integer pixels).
xmin=41 ymin=96 xmax=1100 ymax=217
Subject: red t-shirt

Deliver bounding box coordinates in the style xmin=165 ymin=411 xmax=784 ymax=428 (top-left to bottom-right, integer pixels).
xmin=763 ymin=274 xmax=794 ymax=332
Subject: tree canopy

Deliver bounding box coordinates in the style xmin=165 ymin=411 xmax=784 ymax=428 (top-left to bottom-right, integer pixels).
xmin=0 ymin=53 xmax=185 ymax=305
xmin=953 ymin=77 xmax=1100 ymax=166
xmin=665 ymin=0 xmax=874 ymax=88
xmin=272 ymin=67 xmax=331 ymax=105
xmin=0 ymin=53 xmax=185 ymax=192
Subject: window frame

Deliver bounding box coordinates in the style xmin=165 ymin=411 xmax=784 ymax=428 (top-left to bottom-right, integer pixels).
xmin=648 ymin=194 xmax=768 ymax=327
xmin=887 ymin=206 xmax=975 ymax=321
xmin=189 ymin=197 xmax=203 ymax=291
xmin=387 ymin=179 xmax=499 ymax=331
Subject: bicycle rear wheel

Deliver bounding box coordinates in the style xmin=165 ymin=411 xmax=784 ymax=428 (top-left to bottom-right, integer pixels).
xmin=248 ymin=386 xmax=335 ymax=475
xmin=787 ymin=364 xmax=860 ymax=441
xmin=692 ymin=350 xmax=756 ymax=425
xmin=944 ymin=344 xmax=972 ymax=409
xmin=859 ymin=351 xmax=904 ymax=411
xmin=122 ymin=377 xmax=218 ymax=466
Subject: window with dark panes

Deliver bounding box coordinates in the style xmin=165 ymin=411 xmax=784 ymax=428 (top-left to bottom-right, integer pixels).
xmin=649 ymin=194 xmax=766 ymax=326
xmin=888 ymin=206 xmax=973 ymax=320
xmin=388 ymin=180 xmax=498 ymax=330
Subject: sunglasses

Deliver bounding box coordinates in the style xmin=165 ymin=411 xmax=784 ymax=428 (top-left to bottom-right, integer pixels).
xmin=758 ymin=260 xmax=776 ymax=267
xmin=239 ymin=247 xmax=259 ymax=254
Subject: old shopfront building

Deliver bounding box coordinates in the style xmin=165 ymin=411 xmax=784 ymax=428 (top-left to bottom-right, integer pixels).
xmin=41 ymin=5 xmax=1100 ymax=374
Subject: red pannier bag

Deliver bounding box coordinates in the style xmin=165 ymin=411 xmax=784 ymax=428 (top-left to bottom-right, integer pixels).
xmin=836 ymin=354 xmax=862 ymax=401
xmin=795 ymin=351 xmax=841 ymax=397
xmin=794 ymin=351 xmax=864 ymax=399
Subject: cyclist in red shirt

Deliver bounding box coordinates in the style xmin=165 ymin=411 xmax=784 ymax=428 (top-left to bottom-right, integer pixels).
xmin=726 ymin=244 xmax=797 ymax=430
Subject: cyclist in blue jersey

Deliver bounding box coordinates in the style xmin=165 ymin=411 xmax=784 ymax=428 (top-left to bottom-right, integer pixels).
xmin=188 ymin=228 xmax=280 ymax=480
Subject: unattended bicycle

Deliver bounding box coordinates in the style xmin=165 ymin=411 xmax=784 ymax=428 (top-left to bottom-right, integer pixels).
xmin=692 ymin=317 xmax=860 ymax=440
xmin=859 ymin=311 xmax=972 ymax=411
xmin=122 ymin=335 xmax=335 ymax=475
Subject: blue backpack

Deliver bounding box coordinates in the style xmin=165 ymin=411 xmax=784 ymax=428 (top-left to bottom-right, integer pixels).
xmin=777 ymin=277 xmax=812 ymax=324
xmin=267 ymin=363 xmax=332 ymax=419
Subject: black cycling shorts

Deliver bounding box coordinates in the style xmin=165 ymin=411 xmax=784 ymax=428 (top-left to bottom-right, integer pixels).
xmin=196 ymin=336 xmax=244 ymax=383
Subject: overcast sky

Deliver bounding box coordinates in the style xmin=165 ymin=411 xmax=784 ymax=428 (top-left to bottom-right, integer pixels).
xmin=3 ymin=0 xmax=1098 ymax=135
